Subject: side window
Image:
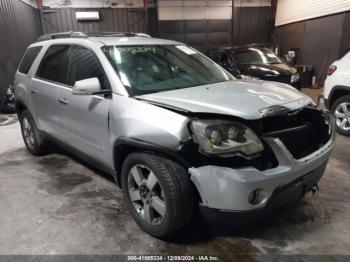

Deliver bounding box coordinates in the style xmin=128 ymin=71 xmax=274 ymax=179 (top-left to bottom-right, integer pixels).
xmin=36 ymin=45 xmax=70 ymax=84
xmin=219 ymin=53 xmax=230 ymax=66
xmin=67 ymin=46 xmax=110 ymax=90
xmin=208 ymin=51 xmax=220 ymax=63
xmin=18 ymin=46 xmax=42 ymax=74
xmin=208 ymin=51 xmax=229 ymax=66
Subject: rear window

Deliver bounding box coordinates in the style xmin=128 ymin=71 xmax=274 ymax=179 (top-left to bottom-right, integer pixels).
xmin=18 ymin=46 xmax=42 ymax=74
xmin=36 ymin=45 xmax=70 ymax=84
xmin=232 ymin=48 xmax=282 ymax=65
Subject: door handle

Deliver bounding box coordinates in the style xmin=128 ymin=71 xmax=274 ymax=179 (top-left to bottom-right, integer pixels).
xmin=58 ymin=98 xmax=69 ymax=105
xmin=30 ymin=89 xmax=37 ymax=94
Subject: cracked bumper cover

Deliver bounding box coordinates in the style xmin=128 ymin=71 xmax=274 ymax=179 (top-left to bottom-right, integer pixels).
xmin=189 ymin=125 xmax=336 ymax=212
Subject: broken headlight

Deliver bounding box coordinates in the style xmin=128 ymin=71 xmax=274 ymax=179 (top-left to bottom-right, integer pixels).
xmin=191 ymin=120 xmax=264 ymax=155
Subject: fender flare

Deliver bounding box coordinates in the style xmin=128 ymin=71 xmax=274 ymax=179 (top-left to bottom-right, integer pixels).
xmin=15 ymin=98 xmax=28 ymax=115
xmin=112 ymin=137 xmax=191 ymax=186
xmin=327 ymin=85 xmax=350 ymax=109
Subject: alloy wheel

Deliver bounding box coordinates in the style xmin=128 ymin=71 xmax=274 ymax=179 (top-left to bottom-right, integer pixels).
xmin=127 ymin=164 xmax=166 ymax=225
xmin=22 ymin=117 xmax=35 ymax=149
xmin=335 ymin=102 xmax=350 ymax=131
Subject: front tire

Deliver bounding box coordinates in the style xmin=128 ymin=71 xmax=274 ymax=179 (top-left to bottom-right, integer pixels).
xmin=121 ymin=153 xmax=194 ymax=238
xmin=19 ymin=110 xmax=48 ymax=155
xmin=331 ymin=95 xmax=350 ymax=136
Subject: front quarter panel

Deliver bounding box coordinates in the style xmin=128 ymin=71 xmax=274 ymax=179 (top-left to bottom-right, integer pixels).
xmin=107 ymin=94 xmax=191 ymax=164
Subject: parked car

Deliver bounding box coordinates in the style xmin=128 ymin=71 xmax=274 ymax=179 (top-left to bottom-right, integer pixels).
xmin=206 ymin=46 xmax=301 ymax=89
xmin=15 ymin=32 xmax=335 ymax=238
xmin=0 ymin=86 xmax=15 ymax=114
xmin=319 ymin=49 xmax=350 ymax=136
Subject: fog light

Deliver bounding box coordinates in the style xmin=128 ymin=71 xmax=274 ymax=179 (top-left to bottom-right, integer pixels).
xmin=248 ymin=188 xmax=268 ymax=205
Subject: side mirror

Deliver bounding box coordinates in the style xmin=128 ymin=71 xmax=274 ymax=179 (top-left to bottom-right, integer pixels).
xmin=72 ymin=77 xmax=101 ymax=96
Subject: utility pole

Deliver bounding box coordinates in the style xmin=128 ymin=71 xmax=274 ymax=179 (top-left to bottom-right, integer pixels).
xmin=231 ymin=0 xmax=234 ymax=47
xmin=144 ymin=0 xmax=149 ymax=34
xmin=37 ymin=0 xmax=43 ymax=9
xmin=37 ymin=0 xmax=44 ymax=35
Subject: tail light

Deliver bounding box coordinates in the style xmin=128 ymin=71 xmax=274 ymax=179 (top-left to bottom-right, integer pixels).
xmin=327 ymin=65 xmax=337 ymax=76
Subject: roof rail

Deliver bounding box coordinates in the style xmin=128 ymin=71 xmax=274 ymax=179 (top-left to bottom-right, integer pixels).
xmin=36 ymin=31 xmax=151 ymax=42
xmin=84 ymin=32 xmax=151 ymax=38
xmin=233 ymin=43 xmax=270 ymax=49
xmin=37 ymin=32 xmax=87 ymax=42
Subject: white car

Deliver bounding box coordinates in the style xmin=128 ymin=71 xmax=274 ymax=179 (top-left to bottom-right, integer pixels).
xmin=320 ymin=49 xmax=350 ymax=136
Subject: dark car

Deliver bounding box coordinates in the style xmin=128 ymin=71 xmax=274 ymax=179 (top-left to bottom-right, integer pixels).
xmin=206 ymin=46 xmax=301 ymax=89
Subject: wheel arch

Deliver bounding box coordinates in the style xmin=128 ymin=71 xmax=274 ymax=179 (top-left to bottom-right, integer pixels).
xmin=113 ymin=137 xmax=191 ymax=187
xmin=15 ymin=99 xmax=28 ymax=116
xmin=328 ymin=85 xmax=350 ymax=109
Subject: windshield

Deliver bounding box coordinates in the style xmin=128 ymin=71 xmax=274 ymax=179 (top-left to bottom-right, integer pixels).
xmin=231 ymin=48 xmax=283 ymax=65
xmin=102 ymin=45 xmax=233 ymax=95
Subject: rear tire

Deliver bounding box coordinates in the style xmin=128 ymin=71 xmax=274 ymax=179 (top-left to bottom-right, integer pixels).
xmin=121 ymin=152 xmax=194 ymax=238
xmin=19 ymin=110 xmax=48 ymax=155
xmin=331 ymin=95 xmax=350 ymax=136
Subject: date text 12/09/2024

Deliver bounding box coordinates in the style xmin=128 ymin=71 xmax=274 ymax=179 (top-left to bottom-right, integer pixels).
xmin=127 ymin=256 xmax=220 ymax=261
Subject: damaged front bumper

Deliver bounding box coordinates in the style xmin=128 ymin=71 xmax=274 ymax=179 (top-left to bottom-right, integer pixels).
xmin=189 ymin=120 xmax=336 ymax=213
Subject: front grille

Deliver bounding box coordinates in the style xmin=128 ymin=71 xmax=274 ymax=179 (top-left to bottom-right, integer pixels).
xmin=257 ymin=107 xmax=331 ymax=159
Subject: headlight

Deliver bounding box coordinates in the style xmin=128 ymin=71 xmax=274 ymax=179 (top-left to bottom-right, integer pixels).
xmin=191 ymin=120 xmax=264 ymax=155
xmin=240 ymin=75 xmax=252 ymax=80
xmin=241 ymin=75 xmax=260 ymax=80
xmin=241 ymin=75 xmax=261 ymax=80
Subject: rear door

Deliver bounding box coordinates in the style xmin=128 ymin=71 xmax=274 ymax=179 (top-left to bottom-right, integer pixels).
xmin=15 ymin=46 xmax=43 ymax=119
xmin=31 ymin=45 xmax=70 ymax=137
xmin=56 ymin=45 xmax=112 ymax=165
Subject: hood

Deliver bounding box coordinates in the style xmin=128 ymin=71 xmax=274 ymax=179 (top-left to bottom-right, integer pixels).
xmin=238 ymin=63 xmax=297 ymax=78
xmin=137 ymin=80 xmax=311 ymax=120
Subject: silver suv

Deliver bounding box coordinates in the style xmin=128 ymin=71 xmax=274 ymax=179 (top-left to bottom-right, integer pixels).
xmin=15 ymin=32 xmax=335 ymax=238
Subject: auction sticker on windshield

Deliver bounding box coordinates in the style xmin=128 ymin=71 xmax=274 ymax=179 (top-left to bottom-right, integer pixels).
xmin=176 ymin=45 xmax=197 ymax=55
